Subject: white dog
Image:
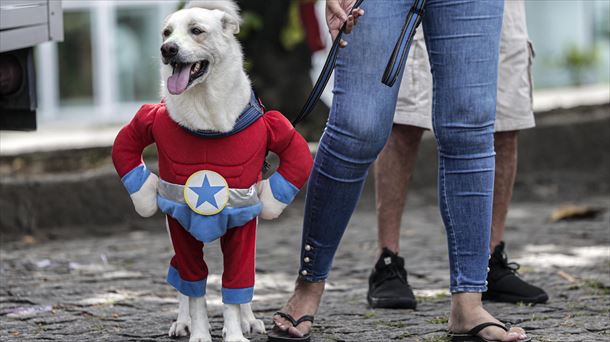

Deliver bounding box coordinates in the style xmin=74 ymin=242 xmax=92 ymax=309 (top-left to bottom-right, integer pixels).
xmin=161 ymin=2 xmax=265 ymax=341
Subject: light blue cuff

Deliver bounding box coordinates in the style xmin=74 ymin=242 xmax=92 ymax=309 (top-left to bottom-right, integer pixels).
xmin=167 ymin=265 xmax=207 ymax=297
xmin=268 ymin=172 xmax=299 ymax=205
xmin=221 ymin=287 xmax=254 ymax=304
xmin=121 ymin=164 xmax=151 ymax=194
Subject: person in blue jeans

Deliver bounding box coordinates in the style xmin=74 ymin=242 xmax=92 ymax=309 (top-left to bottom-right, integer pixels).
xmin=270 ymin=1 xmax=529 ymax=341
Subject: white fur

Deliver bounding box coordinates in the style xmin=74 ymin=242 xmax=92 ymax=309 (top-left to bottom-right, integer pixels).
xmin=130 ymin=173 xmax=159 ymax=217
xmin=160 ymin=3 xmax=250 ymax=132
xmin=189 ymin=296 xmax=212 ymax=342
xmin=169 ymin=293 xmax=191 ymax=337
xmin=186 ymin=0 xmax=241 ymax=24
xmin=222 ymin=304 xmax=248 ymax=342
xmin=239 ymin=303 xmax=266 ymax=336
xmin=257 ymin=179 xmax=288 ymax=220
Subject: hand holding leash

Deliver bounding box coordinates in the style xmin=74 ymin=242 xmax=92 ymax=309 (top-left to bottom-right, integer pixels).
xmin=326 ymin=0 xmax=365 ymax=48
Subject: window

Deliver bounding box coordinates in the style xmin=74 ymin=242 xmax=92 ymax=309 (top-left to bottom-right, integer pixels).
xmin=116 ymin=6 xmax=161 ymax=103
xmin=57 ymin=11 xmax=94 ymax=106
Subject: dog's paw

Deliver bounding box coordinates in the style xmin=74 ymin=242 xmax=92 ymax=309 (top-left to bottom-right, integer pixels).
xmin=169 ymin=320 xmax=191 ymax=337
xmin=241 ymin=318 xmax=266 ymax=335
xmin=189 ymin=333 xmax=212 ymax=342
xmin=222 ymin=327 xmax=250 ymax=342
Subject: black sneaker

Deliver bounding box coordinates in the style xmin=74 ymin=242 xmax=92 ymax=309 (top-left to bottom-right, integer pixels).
xmin=367 ymin=248 xmax=417 ymax=309
xmin=483 ymin=241 xmax=549 ymax=304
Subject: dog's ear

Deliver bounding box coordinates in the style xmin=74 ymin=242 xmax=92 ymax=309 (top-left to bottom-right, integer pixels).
xmin=221 ymin=13 xmax=240 ymax=35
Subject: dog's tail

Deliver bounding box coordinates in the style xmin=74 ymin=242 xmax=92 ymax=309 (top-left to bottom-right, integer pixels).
xmin=186 ymin=0 xmax=241 ymax=22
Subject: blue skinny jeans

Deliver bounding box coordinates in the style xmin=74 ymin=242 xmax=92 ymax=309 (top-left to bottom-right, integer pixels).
xmin=299 ymin=0 xmax=504 ymax=293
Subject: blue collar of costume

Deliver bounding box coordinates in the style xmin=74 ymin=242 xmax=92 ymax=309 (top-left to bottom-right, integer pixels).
xmin=181 ymin=91 xmax=264 ymax=138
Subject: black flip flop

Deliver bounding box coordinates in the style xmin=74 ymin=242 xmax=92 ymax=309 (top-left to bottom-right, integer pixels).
xmin=267 ymin=311 xmax=315 ymax=342
xmin=448 ymin=322 xmax=532 ymax=342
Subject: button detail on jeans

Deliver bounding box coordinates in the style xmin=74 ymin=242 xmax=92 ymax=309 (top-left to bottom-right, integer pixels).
xmin=301 ymin=270 xmax=308 ymax=276
xmin=487 ymin=267 xmax=490 ymax=272
xmin=485 ymin=280 xmax=489 ymax=285
xmin=304 ymin=257 xmax=310 ymax=263
xmin=304 ymin=244 xmax=312 ymax=251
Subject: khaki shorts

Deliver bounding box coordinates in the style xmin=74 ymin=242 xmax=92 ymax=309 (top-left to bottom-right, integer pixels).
xmin=394 ymin=0 xmax=535 ymax=132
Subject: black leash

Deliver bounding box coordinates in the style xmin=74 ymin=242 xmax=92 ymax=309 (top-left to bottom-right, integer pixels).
xmin=264 ymin=0 xmax=427 ymax=174
xmin=382 ymin=0 xmax=427 ymax=87
xmin=292 ymin=0 xmax=427 ymax=126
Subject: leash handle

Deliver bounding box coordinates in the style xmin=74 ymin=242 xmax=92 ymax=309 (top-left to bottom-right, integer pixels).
xmin=292 ymin=0 xmax=365 ymax=127
xmin=381 ymin=0 xmax=427 ymax=87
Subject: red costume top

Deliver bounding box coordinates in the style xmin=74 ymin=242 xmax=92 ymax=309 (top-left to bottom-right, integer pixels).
xmin=113 ymin=102 xmax=311 ymax=189
xmin=112 ymin=100 xmax=313 ymax=243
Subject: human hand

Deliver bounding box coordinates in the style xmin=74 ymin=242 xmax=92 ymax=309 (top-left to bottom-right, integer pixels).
xmin=326 ymin=0 xmax=365 ymax=48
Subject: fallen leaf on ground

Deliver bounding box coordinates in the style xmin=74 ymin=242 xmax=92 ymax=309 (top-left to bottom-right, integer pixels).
xmin=558 ymin=270 xmax=578 ymax=283
xmin=549 ymin=205 xmax=605 ymax=222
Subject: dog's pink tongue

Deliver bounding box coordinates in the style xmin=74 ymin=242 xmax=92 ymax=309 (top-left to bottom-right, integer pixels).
xmin=167 ymin=63 xmax=193 ymax=95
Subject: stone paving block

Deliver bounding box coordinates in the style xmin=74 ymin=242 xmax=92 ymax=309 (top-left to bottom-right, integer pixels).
xmin=1 ymin=196 xmax=609 ymax=341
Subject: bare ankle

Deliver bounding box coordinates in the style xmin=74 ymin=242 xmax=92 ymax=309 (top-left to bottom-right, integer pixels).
xmin=295 ymin=277 xmax=325 ymax=296
xmin=377 ymin=245 xmax=399 ymax=256
xmin=451 ymin=293 xmax=483 ymax=310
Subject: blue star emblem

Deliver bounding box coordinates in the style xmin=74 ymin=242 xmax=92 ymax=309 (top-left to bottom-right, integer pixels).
xmin=189 ymin=175 xmax=225 ymax=209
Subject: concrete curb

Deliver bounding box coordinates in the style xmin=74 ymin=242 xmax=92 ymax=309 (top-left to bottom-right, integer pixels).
xmin=1 ymin=104 xmax=608 ymax=236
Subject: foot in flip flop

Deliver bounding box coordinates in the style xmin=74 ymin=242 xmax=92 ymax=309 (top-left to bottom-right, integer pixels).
xmin=268 ymin=279 xmax=324 ymax=341
xmin=268 ymin=312 xmax=314 ymax=342
xmin=449 ymin=322 xmax=531 ymax=342
xmin=448 ymin=296 xmax=530 ymax=342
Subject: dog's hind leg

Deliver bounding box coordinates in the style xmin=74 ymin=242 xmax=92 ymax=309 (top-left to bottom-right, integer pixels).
xmin=169 ymin=292 xmax=191 ymax=337
xmin=222 ymin=304 xmax=249 ymax=342
xmin=189 ymin=296 xmax=211 ymax=342
xmin=239 ymin=303 xmax=266 ymax=336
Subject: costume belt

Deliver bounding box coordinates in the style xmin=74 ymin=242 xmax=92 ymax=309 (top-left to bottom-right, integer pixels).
xmin=158 ymin=180 xmax=259 ymax=208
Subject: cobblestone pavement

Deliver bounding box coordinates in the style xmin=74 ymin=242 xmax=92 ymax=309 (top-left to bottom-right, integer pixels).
xmin=1 ymin=193 xmax=609 ymax=342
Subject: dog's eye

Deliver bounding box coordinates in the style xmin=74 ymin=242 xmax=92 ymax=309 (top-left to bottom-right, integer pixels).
xmin=191 ymin=27 xmax=204 ymax=35
xmin=162 ymin=29 xmax=171 ymax=37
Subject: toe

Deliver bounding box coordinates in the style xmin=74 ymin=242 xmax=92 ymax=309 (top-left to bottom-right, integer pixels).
xmin=509 ymin=326 xmax=526 ymax=335
xmin=287 ymin=326 xmax=304 ymax=338
xmin=272 ymin=315 xmax=290 ymax=332
xmin=508 ymin=327 xmax=528 ymax=341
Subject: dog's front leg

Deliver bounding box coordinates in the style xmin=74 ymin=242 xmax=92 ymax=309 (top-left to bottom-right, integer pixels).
xmin=222 ymin=304 xmax=249 ymax=342
xmin=239 ymin=303 xmax=266 ymax=336
xmin=169 ymin=292 xmax=191 ymax=337
xmin=189 ymin=296 xmax=211 ymax=342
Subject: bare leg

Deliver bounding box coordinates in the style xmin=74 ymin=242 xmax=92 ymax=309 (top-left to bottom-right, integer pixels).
xmin=375 ymin=124 xmax=425 ymax=254
xmin=490 ymin=131 xmax=518 ymax=250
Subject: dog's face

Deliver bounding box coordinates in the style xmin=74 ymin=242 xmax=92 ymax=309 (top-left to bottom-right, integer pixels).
xmin=160 ymin=8 xmax=239 ymax=96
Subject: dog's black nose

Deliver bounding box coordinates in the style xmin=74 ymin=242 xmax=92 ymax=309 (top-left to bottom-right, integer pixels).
xmin=161 ymin=43 xmax=179 ymax=59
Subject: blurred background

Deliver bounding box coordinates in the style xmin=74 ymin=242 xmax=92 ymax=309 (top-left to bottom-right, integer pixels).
xmin=2 ymin=0 xmax=609 ymax=136
xmin=0 ymin=0 xmax=608 ymax=235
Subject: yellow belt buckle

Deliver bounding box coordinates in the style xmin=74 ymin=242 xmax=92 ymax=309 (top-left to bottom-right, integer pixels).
xmin=184 ymin=170 xmax=229 ymax=215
